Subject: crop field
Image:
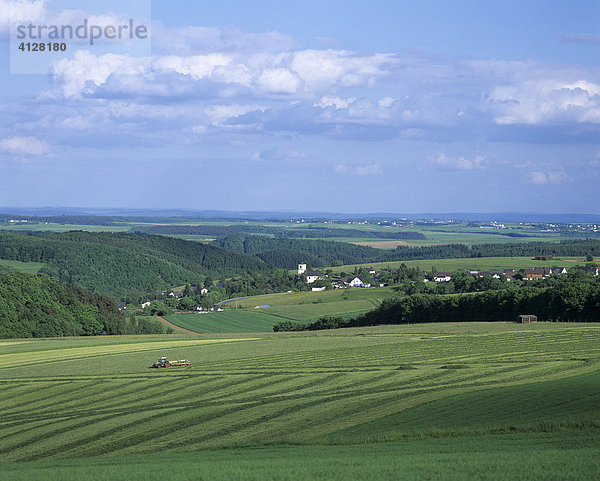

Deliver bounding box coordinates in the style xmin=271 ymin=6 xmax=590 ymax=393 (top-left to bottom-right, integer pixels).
xmin=263 ymin=298 xmax=381 ymax=321
xmin=0 ymin=323 xmax=599 ymax=480
xmin=0 ymin=220 xmax=572 ymax=248
xmin=166 ymin=289 xmax=389 ymax=334
xmin=227 ymin=287 xmax=397 ymax=309
xmin=330 ymin=256 xmax=595 ymax=274
xmin=165 ymin=311 xmax=282 ymax=333
xmin=0 ymin=259 xmax=45 ymax=273
xmin=413 ymin=228 xmax=560 ymax=246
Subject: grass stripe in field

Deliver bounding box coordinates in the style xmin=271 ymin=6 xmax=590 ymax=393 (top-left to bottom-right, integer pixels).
xmin=322 ymin=368 xmax=600 ymax=443
xmin=0 ymin=338 xmax=258 ymax=367
xmin=165 ymin=311 xmax=282 ymax=333
xmin=0 ymin=341 xmax=37 ymax=347
xmin=1 ymin=324 xmax=599 ymax=465
xmin=1 ymin=433 xmax=599 ymax=481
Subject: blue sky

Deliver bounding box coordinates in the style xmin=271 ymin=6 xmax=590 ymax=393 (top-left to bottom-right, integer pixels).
xmin=1 ymin=0 xmax=599 ymax=214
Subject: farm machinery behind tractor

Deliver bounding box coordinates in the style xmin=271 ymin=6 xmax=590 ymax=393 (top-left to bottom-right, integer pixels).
xmin=150 ymin=357 xmax=192 ymax=368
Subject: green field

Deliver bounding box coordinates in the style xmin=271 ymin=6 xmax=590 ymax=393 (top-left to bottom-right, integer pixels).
xmin=164 ymin=288 xmax=398 ymax=334
xmin=166 ymin=299 xmax=381 ymax=333
xmin=0 ymin=220 xmax=572 ymax=248
xmin=330 ymin=256 xmax=594 ymax=274
xmin=165 ymin=311 xmax=282 ymax=333
xmin=0 ymin=324 xmax=599 ymax=479
xmin=0 ymin=223 xmax=131 ymax=233
xmin=228 ymin=287 xmax=397 ymax=309
xmin=0 ymin=259 xmax=45 ymax=273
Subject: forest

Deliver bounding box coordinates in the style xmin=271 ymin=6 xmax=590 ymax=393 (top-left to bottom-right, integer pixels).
xmin=215 ymin=235 xmax=600 ymax=269
xmin=1 ymin=231 xmax=599 ymax=300
xmin=0 ymin=231 xmax=268 ymax=300
xmin=0 ymin=271 xmax=122 ymax=338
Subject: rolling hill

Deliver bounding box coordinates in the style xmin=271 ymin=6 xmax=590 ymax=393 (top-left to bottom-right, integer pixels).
xmin=0 ymin=231 xmax=269 ymax=299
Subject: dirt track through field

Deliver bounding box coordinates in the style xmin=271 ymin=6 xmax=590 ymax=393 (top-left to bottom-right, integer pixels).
xmin=157 ymin=316 xmax=199 ymax=335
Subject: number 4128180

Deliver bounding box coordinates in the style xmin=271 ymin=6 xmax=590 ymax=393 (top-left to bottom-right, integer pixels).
xmin=18 ymin=43 xmax=67 ymax=52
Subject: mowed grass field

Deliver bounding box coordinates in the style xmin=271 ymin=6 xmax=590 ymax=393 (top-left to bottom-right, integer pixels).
xmin=165 ymin=289 xmax=397 ymax=333
xmin=165 ymin=311 xmax=281 ymax=333
xmin=228 ymin=287 xmax=397 ymax=309
xmin=0 ymin=323 xmax=599 ymax=480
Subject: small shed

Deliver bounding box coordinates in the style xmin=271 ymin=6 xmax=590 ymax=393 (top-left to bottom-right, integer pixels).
xmin=518 ymin=314 xmax=537 ymax=323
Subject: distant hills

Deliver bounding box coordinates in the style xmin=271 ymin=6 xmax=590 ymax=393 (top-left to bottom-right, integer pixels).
xmin=1 ymin=208 xmax=599 ymax=223
xmin=1 ymin=229 xmax=599 ymax=302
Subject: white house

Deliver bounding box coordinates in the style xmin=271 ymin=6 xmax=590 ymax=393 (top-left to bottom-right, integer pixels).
xmin=141 ymin=301 xmax=152 ymax=308
xmin=200 ymin=287 xmax=209 ymax=295
xmin=311 ymin=286 xmax=326 ymax=292
xmin=433 ymin=272 xmax=453 ymax=282
xmin=347 ymin=277 xmax=370 ymax=288
xmin=305 ymin=270 xmax=323 ymax=283
xmin=550 ymin=267 xmax=567 ymax=275
xmin=298 ymin=264 xmax=307 ymax=275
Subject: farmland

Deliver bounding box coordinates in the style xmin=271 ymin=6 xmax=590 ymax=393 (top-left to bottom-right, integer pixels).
xmin=0 ymin=323 xmax=599 ymax=480
xmin=164 ymin=288 xmax=397 ymax=333
xmin=225 ymin=287 xmax=397 ymax=309
xmin=0 ymin=219 xmax=571 ymax=246
xmin=329 ymin=255 xmax=596 ymax=274
xmin=165 ymin=311 xmax=282 ymax=333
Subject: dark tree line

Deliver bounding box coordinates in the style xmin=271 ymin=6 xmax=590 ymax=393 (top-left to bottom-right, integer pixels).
xmin=215 ymin=235 xmax=385 ymax=268
xmin=389 ymin=239 xmax=600 ymax=261
xmin=135 ymin=224 xmax=426 ymax=240
xmin=215 ymin=235 xmax=600 ymax=270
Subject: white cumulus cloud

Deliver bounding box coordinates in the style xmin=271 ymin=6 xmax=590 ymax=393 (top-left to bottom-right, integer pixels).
xmin=49 ymin=51 xmax=149 ymax=98
xmin=489 ymin=80 xmax=600 ymax=125
xmin=431 ymin=153 xmax=485 ymax=170
xmin=1 ymin=136 xmax=48 ymax=155
xmin=334 ymin=162 xmax=382 ymax=176
xmin=528 ymin=170 xmax=570 ymax=184
xmin=0 ymin=0 xmax=47 ymax=35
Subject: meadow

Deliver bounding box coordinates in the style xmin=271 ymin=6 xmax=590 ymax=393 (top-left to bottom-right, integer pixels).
xmin=0 ymin=259 xmax=44 ymax=273
xmin=329 ymin=255 xmax=594 ymax=274
xmin=0 ymin=323 xmax=598 ymax=479
xmin=224 ymin=287 xmax=397 ymax=309
xmin=164 ymin=288 xmax=398 ymax=334
xmin=165 ymin=311 xmax=282 ymax=333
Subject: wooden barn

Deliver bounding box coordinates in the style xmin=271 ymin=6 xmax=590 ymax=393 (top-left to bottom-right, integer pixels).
xmin=518 ymin=314 xmax=538 ymax=323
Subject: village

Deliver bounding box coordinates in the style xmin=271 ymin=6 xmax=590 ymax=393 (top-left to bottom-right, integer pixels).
xmin=128 ymin=261 xmax=599 ymax=316
xmin=298 ymin=262 xmax=599 ymax=288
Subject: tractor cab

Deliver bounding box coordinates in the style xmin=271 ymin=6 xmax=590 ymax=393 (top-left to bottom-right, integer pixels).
xmin=151 ymin=357 xmax=170 ymax=368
